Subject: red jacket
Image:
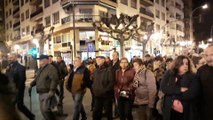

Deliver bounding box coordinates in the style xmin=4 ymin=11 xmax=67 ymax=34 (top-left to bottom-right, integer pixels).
xmin=114 ymin=67 xmax=135 ymax=100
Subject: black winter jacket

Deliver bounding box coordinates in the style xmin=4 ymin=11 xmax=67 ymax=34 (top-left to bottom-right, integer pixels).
xmin=92 ymin=63 xmax=114 ymax=98
xmin=160 ymin=70 xmax=200 ymax=120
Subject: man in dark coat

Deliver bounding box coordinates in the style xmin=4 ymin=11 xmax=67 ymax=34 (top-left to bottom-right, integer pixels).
xmin=29 ymin=54 xmax=59 ymax=120
xmin=92 ymin=55 xmax=114 ymax=120
xmin=6 ymin=53 xmax=35 ymax=120
xmin=56 ymin=56 xmax=68 ymax=107
xmin=197 ymin=45 xmax=213 ymax=120
xmin=109 ymin=51 xmax=120 ymax=118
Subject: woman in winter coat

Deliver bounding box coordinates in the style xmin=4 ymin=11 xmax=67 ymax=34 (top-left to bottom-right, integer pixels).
xmin=132 ymin=58 xmax=157 ymax=120
xmin=114 ymin=57 xmax=135 ymax=120
xmin=160 ymin=55 xmax=200 ymax=120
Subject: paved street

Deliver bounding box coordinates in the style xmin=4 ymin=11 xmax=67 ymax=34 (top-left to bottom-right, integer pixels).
xmin=20 ymin=70 xmax=139 ymax=120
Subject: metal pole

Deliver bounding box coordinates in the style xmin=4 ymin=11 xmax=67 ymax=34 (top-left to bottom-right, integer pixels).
xmin=72 ymin=2 xmax=76 ymax=57
xmin=211 ymin=25 xmax=213 ymax=41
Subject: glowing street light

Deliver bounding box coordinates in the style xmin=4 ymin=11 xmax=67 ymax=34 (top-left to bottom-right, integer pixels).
xmin=190 ymin=4 xmax=208 ymax=42
xmin=14 ymin=44 xmax=20 ymax=50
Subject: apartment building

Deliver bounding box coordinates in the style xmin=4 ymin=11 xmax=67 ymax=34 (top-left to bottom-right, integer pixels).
xmin=4 ymin=0 xmax=185 ymax=62
xmin=148 ymin=0 xmax=184 ymax=55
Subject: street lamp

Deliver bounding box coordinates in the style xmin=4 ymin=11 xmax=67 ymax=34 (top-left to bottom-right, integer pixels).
xmin=190 ymin=4 xmax=208 ymax=42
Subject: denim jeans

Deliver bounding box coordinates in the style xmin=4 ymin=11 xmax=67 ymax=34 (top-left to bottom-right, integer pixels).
xmin=72 ymin=93 xmax=86 ymax=120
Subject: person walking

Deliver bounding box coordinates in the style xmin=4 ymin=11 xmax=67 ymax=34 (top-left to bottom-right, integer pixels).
xmin=29 ymin=55 xmax=59 ymax=120
xmin=114 ymin=57 xmax=135 ymax=120
xmin=56 ymin=56 xmax=68 ymax=115
xmin=92 ymin=55 xmax=114 ymax=120
xmin=132 ymin=58 xmax=157 ymax=120
xmin=197 ymin=45 xmax=213 ymax=120
xmin=65 ymin=57 xmax=90 ymax=120
xmin=161 ymin=55 xmax=200 ymax=120
xmin=6 ymin=53 xmax=35 ymax=120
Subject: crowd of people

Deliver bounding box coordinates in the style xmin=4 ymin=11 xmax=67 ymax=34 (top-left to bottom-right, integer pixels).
xmin=0 ymin=44 xmax=213 ymax=120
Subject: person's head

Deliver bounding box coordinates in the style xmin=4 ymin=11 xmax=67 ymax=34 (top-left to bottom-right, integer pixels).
xmin=153 ymin=56 xmax=163 ymax=70
xmin=112 ymin=51 xmax=119 ymax=61
xmin=166 ymin=58 xmax=173 ymax=70
xmin=105 ymin=56 xmax=111 ymax=63
xmin=48 ymin=55 xmax=53 ymax=63
xmin=192 ymin=56 xmax=206 ymax=69
xmin=197 ymin=57 xmax=206 ymax=69
xmin=38 ymin=55 xmax=49 ymax=67
xmin=8 ymin=53 xmax=18 ymax=64
xmin=120 ymin=57 xmax=129 ymax=70
xmin=170 ymin=55 xmax=195 ymax=75
xmin=96 ymin=56 xmax=105 ymax=66
xmin=144 ymin=54 xmax=151 ymax=61
xmin=73 ymin=57 xmax=82 ymax=68
xmin=204 ymin=45 xmax=213 ymax=67
xmin=133 ymin=58 xmax=144 ymax=72
xmin=57 ymin=56 xmax=63 ymax=62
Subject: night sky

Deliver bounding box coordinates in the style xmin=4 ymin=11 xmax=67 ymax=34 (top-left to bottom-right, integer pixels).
xmin=193 ymin=0 xmax=213 ymax=42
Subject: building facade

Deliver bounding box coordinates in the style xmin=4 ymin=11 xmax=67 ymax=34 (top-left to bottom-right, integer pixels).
xmin=4 ymin=0 xmax=185 ymax=63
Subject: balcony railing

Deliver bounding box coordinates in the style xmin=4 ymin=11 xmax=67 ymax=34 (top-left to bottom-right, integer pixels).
xmin=30 ymin=7 xmax=43 ymax=19
xmin=61 ymin=15 xmax=100 ymax=24
xmin=13 ymin=7 xmax=19 ymax=15
xmin=13 ymin=21 xmax=20 ymax=29
xmin=13 ymin=34 xmax=21 ymax=41
xmin=140 ymin=8 xmax=154 ymax=18
xmin=30 ymin=0 xmax=42 ymax=6
xmin=140 ymin=0 xmax=154 ymax=6
xmin=61 ymin=0 xmax=99 ymax=7
xmin=13 ymin=0 xmax=19 ymax=5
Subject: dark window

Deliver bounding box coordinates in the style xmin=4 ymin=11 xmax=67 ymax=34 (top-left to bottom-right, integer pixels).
xmin=21 ymin=0 xmax=24 ymax=6
xmin=6 ymin=23 xmax=8 ymax=29
xmin=121 ymin=0 xmax=128 ymax=5
xmin=161 ymin=12 xmax=165 ymax=21
xmin=9 ymin=9 xmax=11 ymax=16
xmin=26 ymin=26 xmax=30 ymax=34
xmin=44 ymin=0 xmax=50 ymax=8
xmin=25 ymin=0 xmax=29 ymax=3
xmin=21 ymin=13 xmax=24 ymax=21
xmin=45 ymin=16 xmax=51 ymax=27
xmin=5 ymin=0 xmax=8 ymax=6
xmin=54 ymin=36 xmax=61 ymax=43
xmin=155 ymin=0 xmax=159 ymax=4
xmin=52 ymin=0 xmax=58 ymax=4
xmin=10 ymin=21 xmax=12 ymax=28
xmin=53 ymin=12 xmax=59 ymax=24
xmin=155 ymin=9 xmax=160 ymax=18
xmin=161 ymin=0 xmax=165 ymax=7
xmin=80 ymin=40 xmax=86 ymax=46
xmin=26 ymin=9 xmax=29 ymax=19
xmin=131 ymin=0 xmax=137 ymax=9
xmin=6 ymin=11 xmax=8 ymax=18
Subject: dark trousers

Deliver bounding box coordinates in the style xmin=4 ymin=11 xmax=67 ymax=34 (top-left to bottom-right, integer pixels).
xmin=118 ymin=97 xmax=133 ymax=120
xmin=170 ymin=110 xmax=183 ymax=120
xmin=59 ymin=79 xmax=64 ymax=104
xmin=93 ymin=97 xmax=113 ymax=120
xmin=17 ymin=88 xmax=34 ymax=119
